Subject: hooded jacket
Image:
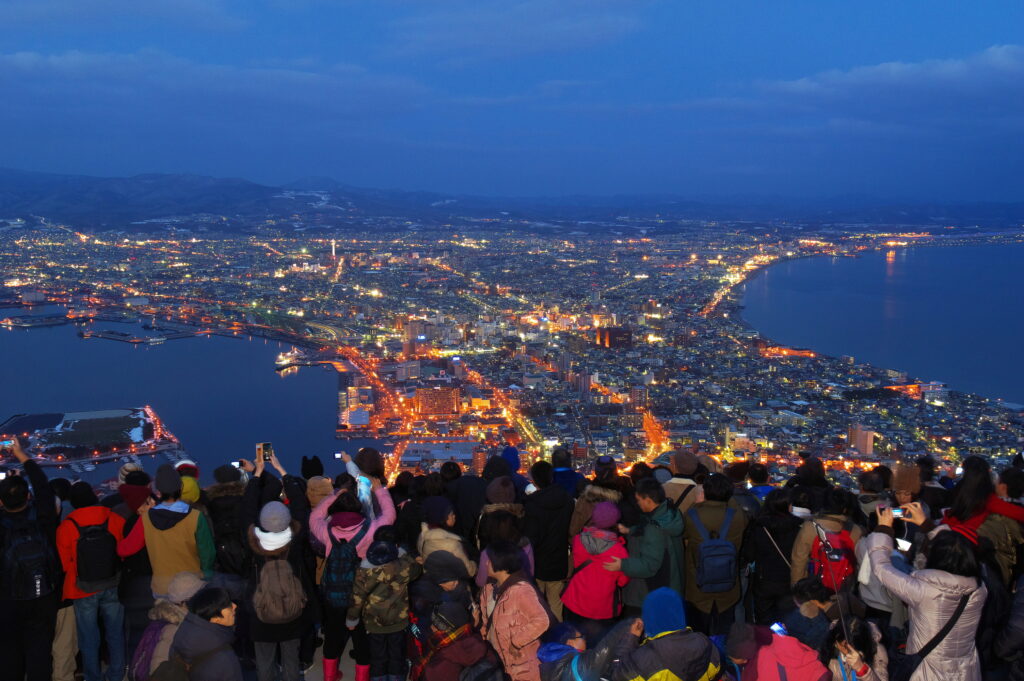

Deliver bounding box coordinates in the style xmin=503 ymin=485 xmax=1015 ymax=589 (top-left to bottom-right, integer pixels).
xmin=170 ymin=613 xmax=242 ymax=681
xmin=143 ymin=599 xmax=188 ymax=676
xmin=552 ymin=467 xmax=586 ymax=499
xmin=620 ymin=501 xmax=685 ymax=608
xmin=309 ymin=484 xmax=396 ymax=560
xmin=569 ymin=485 xmax=622 ymax=537
xmin=348 ymin=550 xmax=422 ymax=633
xmin=864 ymin=530 xmax=987 ymax=681
xmin=739 ymin=628 xmax=830 ymax=681
xmin=538 ymin=619 xmax=638 ymax=681
xmin=418 ymin=525 xmax=478 ymax=577
xmin=445 ymin=474 xmax=489 ymax=539
xmin=56 ymin=504 xmax=127 ymax=599
xmin=683 ymin=499 xmax=748 ymax=613
xmin=204 ymin=480 xmax=248 ymax=575
xmin=244 ymin=521 xmax=315 ymax=641
xmin=561 ymin=527 xmax=629 ymax=620
xmin=611 ymin=628 xmax=720 ymax=681
xmin=481 ymin=574 xmax=550 ymax=681
xmin=118 ymin=502 xmax=216 ymax=596
xmin=523 ymin=483 xmax=574 ymax=581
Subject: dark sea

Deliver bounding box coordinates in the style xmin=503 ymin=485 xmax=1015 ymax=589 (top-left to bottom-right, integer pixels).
xmin=0 ymin=316 xmax=381 ymax=483
xmin=742 ymin=243 xmax=1024 ymax=405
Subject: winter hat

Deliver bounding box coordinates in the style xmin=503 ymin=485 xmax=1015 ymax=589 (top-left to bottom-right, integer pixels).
xmin=726 ymin=622 xmax=760 ymax=661
xmin=119 ymin=482 xmax=152 ymax=513
xmin=590 ymin=501 xmax=621 ymax=529
xmin=486 ymin=476 xmax=515 ymax=504
xmin=642 ymin=587 xmax=687 ymax=638
xmin=174 ymin=459 xmax=200 ymax=479
xmin=124 ymin=470 xmax=151 ymax=486
xmin=653 ymin=467 xmax=672 ymax=484
xmin=672 ymin=451 xmax=698 ymax=477
xmin=155 ymin=464 xmax=182 ymax=497
xmin=725 ymin=460 xmax=750 ymax=483
xmin=543 ymin=622 xmax=584 ymax=646
xmin=301 ymin=455 xmax=324 ymax=480
xmin=259 ymin=500 xmax=291 ymax=533
xmin=595 ymin=455 xmax=616 ymax=477
xmin=423 ymin=495 xmax=454 ymax=527
xmin=118 ymin=463 xmax=143 ymax=485
xmin=167 ymin=572 xmax=206 ymax=605
xmin=501 ymin=446 xmax=521 ymax=474
xmin=366 ymin=540 xmax=399 ymax=566
xmin=893 ymin=464 xmax=922 ymax=495
xmin=213 ymin=464 xmax=241 ymax=484
xmin=434 ymin=600 xmax=470 ymax=631
xmin=306 ymin=476 xmax=334 ymax=508
xmin=180 ymin=476 xmax=201 ymax=505
xmin=69 ymin=481 xmax=98 ymax=509
xmin=424 ymin=550 xmax=469 ymax=583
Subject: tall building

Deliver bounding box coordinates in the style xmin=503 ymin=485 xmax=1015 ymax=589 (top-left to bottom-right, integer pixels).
xmin=629 ymin=386 xmax=649 ymax=409
xmin=848 ymin=423 xmax=875 ymax=457
xmin=595 ymin=327 xmax=632 ymax=349
xmin=415 ymin=386 xmax=461 ymax=417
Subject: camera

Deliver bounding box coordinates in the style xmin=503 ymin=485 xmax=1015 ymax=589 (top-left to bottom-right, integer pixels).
xmin=770 ymin=622 xmax=787 ymax=636
xmin=891 ymin=507 xmax=905 ymax=518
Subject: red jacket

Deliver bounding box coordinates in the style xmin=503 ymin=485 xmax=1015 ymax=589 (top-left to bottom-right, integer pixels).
xmin=561 ymin=527 xmax=629 ymax=620
xmin=745 ymin=629 xmax=830 ymax=681
xmin=56 ymin=506 xmax=126 ymax=600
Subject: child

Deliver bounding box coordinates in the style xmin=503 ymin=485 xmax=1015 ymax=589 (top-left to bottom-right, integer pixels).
xmin=348 ymin=527 xmax=423 ymax=681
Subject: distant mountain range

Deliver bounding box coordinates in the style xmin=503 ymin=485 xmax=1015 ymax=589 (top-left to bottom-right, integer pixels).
xmin=1 ymin=167 xmax=1022 ymax=231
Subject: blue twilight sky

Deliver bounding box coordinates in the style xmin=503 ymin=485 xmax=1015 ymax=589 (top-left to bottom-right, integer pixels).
xmin=1 ymin=0 xmax=1022 ymax=199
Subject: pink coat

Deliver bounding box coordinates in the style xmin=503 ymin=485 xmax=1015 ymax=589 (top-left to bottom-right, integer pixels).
xmin=561 ymin=529 xmax=629 ymax=620
xmin=480 ymin=578 xmax=549 ymax=681
xmin=310 ymin=486 xmax=396 ymax=559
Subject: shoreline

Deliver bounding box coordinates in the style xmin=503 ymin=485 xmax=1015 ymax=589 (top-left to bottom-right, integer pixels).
xmin=733 ymin=241 xmax=1024 ymax=405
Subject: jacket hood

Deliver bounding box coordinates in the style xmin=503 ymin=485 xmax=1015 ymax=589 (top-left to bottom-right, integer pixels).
xmin=173 ymin=613 xmax=235 ymax=659
xmin=650 ymin=501 xmax=684 ymax=537
xmin=537 ymin=643 xmax=576 ymax=664
xmin=579 ymin=484 xmax=621 ymax=505
xmin=769 ymin=632 xmax=826 ymax=672
xmin=580 ymin=527 xmax=622 ymax=555
xmin=480 ymin=502 xmax=523 ymax=518
xmin=66 ymin=505 xmax=115 ymax=527
xmin=247 ymin=521 xmax=300 ymax=556
xmin=205 ymin=481 xmax=246 ymax=500
xmin=148 ymin=506 xmax=192 ymax=531
xmin=359 ymin=547 xmax=408 ymax=570
xmin=149 ymin=599 xmax=188 ymax=624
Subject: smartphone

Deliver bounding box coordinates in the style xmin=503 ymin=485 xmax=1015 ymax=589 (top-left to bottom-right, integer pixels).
xmin=0 ymin=471 xmax=7 ymax=480
xmin=770 ymin=622 xmax=787 ymax=636
xmin=896 ymin=538 xmax=912 ymax=552
xmin=334 ymin=452 xmax=344 ymax=459
xmin=891 ymin=508 xmax=905 ymax=518
xmin=231 ymin=461 xmax=242 ymax=469
xmin=0 ymin=439 xmax=15 ymax=447
xmin=257 ymin=442 xmax=274 ymax=462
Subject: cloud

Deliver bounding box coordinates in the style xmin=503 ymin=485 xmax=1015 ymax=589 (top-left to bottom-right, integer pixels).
xmin=0 ymin=0 xmax=245 ymax=30
xmin=387 ymin=0 xmax=645 ymax=60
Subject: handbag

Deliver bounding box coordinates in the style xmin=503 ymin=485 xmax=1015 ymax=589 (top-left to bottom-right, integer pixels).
xmin=889 ymin=593 xmax=970 ymax=681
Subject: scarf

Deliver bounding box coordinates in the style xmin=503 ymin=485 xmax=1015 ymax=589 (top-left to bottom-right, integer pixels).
xmin=987 ymin=494 xmax=1024 ymax=524
xmin=408 ymin=614 xmax=471 ymax=680
xmin=941 ymin=507 xmax=989 ymax=544
xmin=255 ymin=526 xmax=293 ymax=552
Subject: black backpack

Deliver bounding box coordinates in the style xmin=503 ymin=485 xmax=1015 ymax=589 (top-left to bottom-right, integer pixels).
xmin=69 ymin=516 xmax=121 ymax=593
xmin=321 ymin=521 xmax=370 ymax=610
xmin=1 ymin=508 xmax=60 ymax=600
xmin=151 ymin=645 xmax=230 ymax=681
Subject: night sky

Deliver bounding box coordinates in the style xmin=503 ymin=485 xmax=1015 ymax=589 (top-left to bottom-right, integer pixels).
xmin=2 ymin=0 xmax=1022 ymax=199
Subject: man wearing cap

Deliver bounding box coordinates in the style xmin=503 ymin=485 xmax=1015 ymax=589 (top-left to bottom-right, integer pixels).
xmin=118 ymin=464 xmax=216 ymax=596
xmin=662 ymin=450 xmax=702 ymax=515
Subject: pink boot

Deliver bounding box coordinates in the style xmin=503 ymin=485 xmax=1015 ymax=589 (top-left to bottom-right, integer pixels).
xmin=323 ymin=657 xmax=340 ymax=681
xmin=354 ymin=664 xmax=371 ymax=681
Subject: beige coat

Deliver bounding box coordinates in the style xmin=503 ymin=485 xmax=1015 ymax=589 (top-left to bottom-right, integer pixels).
xmin=568 ymin=485 xmax=621 ymax=537
xmin=417 ymin=524 xmax=477 ymax=577
xmin=864 ymin=531 xmax=986 ymax=681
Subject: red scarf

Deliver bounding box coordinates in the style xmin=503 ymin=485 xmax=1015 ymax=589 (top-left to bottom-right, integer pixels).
xmin=987 ymin=494 xmax=1024 ymax=524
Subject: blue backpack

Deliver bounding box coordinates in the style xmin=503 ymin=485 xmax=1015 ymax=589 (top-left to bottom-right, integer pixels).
xmin=688 ymin=507 xmax=737 ymax=593
xmin=320 ymin=521 xmax=370 ymax=610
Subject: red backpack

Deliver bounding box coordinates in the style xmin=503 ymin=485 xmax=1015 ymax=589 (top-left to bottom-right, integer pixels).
xmin=808 ymin=524 xmax=856 ymax=591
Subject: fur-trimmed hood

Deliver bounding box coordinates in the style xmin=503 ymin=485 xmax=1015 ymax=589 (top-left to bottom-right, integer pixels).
xmin=205 ymin=481 xmax=247 ymax=500
xmin=148 ymin=598 xmax=188 ymax=624
xmin=247 ymin=520 xmax=300 ymax=557
xmin=480 ymin=502 xmax=524 ymax=517
xmin=578 ymin=484 xmax=621 ymax=505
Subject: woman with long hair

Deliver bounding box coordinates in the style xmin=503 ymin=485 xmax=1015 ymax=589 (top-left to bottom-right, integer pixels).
xmin=820 ymin=615 xmax=888 ymax=681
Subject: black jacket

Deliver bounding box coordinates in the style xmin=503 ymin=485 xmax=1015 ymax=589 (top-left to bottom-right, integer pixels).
xmin=446 ymin=475 xmax=488 ymax=543
xmin=0 ymin=459 xmax=61 ymax=602
xmin=994 ymin=577 xmax=1024 ymax=681
xmin=171 ymin=613 xmax=243 ymax=681
xmin=611 ymin=628 xmax=721 ymax=681
xmin=732 ymin=485 xmax=761 ymax=520
xmin=742 ymin=512 xmax=802 ymax=585
xmin=539 ymin=620 xmax=636 ymax=681
xmin=523 ymin=484 xmax=574 ymax=581
xmin=205 ymin=481 xmax=248 ymax=575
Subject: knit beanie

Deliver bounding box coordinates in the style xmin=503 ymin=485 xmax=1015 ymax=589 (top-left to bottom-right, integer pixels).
xmin=423 ymin=495 xmax=454 ymax=527
xmin=180 ymin=476 xmax=200 ymax=505
xmin=590 ymin=501 xmax=621 ymax=529
xmin=653 ymin=467 xmax=672 ymax=484
xmin=642 ymin=587 xmax=686 ymax=638
xmin=167 ymin=572 xmax=206 ymax=605
xmin=213 ymin=464 xmax=241 ymax=484
xmin=155 ymin=464 xmax=182 ymax=497
xmin=306 ymin=476 xmax=334 ymax=508
xmin=893 ymin=464 xmax=922 ymax=495
xmin=486 ymin=476 xmax=515 ymax=504
xmin=118 ymin=462 xmax=143 ymax=485
xmin=301 ymin=455 xmax=325 ymax=480
xmin=118 ymin=482 xmax=152 ymax=513
xmin=69 ymin=481 xmax=98 ymax=509
xmin=424 ymin=550 xmax=469 ymax=583
xmin=672 ymin=451 xmax=698 ymax=476
xmin=259 ymin=500 xmax=292 ymax=532
xmin=366 ymin=540 xmax=399 ymax=566
xmin=434 ymin=600 xmax=470 ymax=631
xmin=175 ymin=459 xmax=200 ymax=479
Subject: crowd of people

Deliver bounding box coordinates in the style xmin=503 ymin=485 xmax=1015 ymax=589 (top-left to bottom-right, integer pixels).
xmin=2 ymin=436 xmax=1024 ymax=681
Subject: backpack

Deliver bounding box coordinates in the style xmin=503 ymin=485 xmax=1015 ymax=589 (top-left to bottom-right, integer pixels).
xmin=1 ymin=507 xmax=60 ymax=600
xmin=130 ymin=620 xmax=170 ymax=681
xmin=809 ymin=523 xmax=856 ymax=592
xmin=69 ymin=516 xmax=120 ymax=593
xmin=150 ymin=645 xmax=230 ymax=681
xmin=253 ymin=553 xmax=307 ymax=624
xmin=688 ymin=507 xmax=738 ymax=593
xmin=321 ymin=521 xmax=370 ymax=610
